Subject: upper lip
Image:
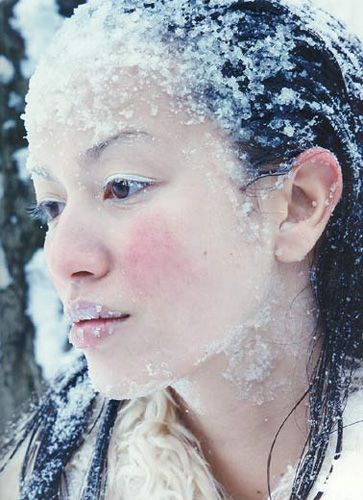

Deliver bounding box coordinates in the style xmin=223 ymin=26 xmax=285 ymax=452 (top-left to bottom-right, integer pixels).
xmin=65 ymin=299 xmax=129 ymax=324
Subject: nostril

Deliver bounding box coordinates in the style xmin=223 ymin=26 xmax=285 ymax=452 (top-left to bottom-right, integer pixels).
xmin=71 ymin=271 xmax=94 ymax=278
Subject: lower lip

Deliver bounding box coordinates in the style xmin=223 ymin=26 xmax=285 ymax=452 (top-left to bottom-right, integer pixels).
xmin=69 ymin=316 xmax=130 ymax=348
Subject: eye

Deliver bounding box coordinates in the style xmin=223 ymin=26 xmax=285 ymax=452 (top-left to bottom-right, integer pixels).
xmin=102 ymin=175 xmax=154 ymax=201
xmin=26 ymin=200 xmax=64 ymax=227
xmin=26 ymin=176 xmax=155 ymax=227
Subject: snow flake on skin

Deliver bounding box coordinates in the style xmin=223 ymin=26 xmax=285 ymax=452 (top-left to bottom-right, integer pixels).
xmin=145 ymin=361 xmax=172 ymax=377
xmin=171 ymin=377 xmax=205 ymax=415
xmin=222 ymin=333 xmax=282 ymax=406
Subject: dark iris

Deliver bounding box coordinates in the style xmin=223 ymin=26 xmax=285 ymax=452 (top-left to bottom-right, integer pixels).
xmin=44 ymin=201 xmax=61 ymax=220
xmin=110 ymin=179 xmax=130 ymax=199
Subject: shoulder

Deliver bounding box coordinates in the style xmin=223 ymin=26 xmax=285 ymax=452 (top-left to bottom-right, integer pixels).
xmin=319 ymin=373 xmax=363 ymax=500
xmin=273 ymin=370 xmax=363 ymax=500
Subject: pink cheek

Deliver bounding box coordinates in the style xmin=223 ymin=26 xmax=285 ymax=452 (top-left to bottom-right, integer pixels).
xmin=122 ymin=213 xmax=196 ymax=297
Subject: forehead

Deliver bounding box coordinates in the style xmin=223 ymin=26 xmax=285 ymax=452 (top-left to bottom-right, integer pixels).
xmin=22 ymin=3 xmax=222 ymax=167
xmin=26 ymin=94 xmax=245 ymax=195
xmin=22 ymin=0 xmax=242 ymax=175
xmin=25 ymin=63 xmax=243 ymax=183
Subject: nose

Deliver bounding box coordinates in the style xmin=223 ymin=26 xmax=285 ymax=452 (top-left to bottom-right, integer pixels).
xmin=44 ymin=205 xmax=111 ymax=287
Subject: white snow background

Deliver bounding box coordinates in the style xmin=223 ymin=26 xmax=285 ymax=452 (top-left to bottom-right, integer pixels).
xmin=4 ymin=0 xmax=362 ymax=380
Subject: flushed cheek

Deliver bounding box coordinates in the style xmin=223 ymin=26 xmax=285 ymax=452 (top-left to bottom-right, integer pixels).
xmin=122 ymin=212 xmax=199 ymax=298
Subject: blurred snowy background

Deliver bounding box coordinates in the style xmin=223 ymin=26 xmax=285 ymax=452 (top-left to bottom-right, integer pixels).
xmin=305 ymin=0 xmax=362 ymax=39
xmin=0 ymin=0 xmax=362 ymax=429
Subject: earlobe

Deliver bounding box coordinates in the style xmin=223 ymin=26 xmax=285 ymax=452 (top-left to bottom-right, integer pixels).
xmin=274 ymin=148 xmax=343 ymax=263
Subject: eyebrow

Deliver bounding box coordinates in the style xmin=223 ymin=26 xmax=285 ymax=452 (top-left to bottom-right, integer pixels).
xmin=29 ymin=128 xmax=153 ymax=182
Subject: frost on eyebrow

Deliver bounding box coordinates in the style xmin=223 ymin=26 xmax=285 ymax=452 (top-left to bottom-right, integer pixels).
xmin=22 ymin=0 xmax=363 ymax=184
xmin=28 ymin=165 xmax=56 ymax=182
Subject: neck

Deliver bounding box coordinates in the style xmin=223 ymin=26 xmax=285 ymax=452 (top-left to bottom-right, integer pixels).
xmin=170 ymin=265 xmax=318 ymax=500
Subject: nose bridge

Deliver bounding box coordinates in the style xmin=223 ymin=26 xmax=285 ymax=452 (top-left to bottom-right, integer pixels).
xmin=44 ymin=198 xmax=111 ymax=282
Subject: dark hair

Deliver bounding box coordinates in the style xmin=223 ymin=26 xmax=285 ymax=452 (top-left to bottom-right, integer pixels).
xmin=1 ymin=1 xmax=362 ymax=499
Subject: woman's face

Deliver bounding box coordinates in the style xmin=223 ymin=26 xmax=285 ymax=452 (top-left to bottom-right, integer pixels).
xmin=28 ymin=72 xmax=278 ymax=399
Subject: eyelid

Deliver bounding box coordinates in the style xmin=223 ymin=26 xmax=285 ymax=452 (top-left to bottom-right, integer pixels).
xmin=102 ymin=173 xmax=158 ymax=188
xmin=36 ymin=196 xmax=64 ymax=205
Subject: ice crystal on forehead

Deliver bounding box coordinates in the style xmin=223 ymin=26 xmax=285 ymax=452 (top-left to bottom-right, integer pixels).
xmin=23 ymin=0 xmax=363 ymax=188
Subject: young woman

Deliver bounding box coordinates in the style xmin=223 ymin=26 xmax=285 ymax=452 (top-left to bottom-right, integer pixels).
xmin=0 ymin=0 xmax=362 ymax=499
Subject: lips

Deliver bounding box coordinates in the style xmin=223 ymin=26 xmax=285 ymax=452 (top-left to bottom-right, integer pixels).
xmin=66 ymin=299 xmax=130 ymax=349
xmin=65 ymin=299 xmax=129 ymax=324
xmin=69 ymin=315 xmax=130 ymax=349
xmin=75 ymin=315 xmax=130 ymax=326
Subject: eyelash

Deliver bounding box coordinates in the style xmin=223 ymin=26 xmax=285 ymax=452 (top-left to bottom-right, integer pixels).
xmin=26 ymin=177 xmax=154 ymax=227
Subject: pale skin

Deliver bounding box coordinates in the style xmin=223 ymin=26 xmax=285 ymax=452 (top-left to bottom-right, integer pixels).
xmin=169 ymin=148 xmax=343 ymax=499
xmin=1 ymin=73 xmax=342 ymax=500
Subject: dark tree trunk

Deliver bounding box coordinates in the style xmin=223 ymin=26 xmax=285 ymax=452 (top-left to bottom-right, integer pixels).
xmin=0 ymin=0 xmax=43 ymax=433
xmin=0 ymin=0 xmax=88 ymax=434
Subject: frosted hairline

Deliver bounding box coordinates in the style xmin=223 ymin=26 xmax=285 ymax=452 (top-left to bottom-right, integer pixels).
xmin=22 ymin=0 xmax=363 ymax=185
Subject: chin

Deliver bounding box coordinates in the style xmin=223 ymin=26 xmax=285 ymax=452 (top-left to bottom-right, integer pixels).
xmin=86 ymin=360 xmax=176 ymax=400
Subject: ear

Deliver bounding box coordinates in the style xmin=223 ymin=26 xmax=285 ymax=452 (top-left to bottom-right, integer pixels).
xmin=274 ymin=148 xmax=343 ymax=263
